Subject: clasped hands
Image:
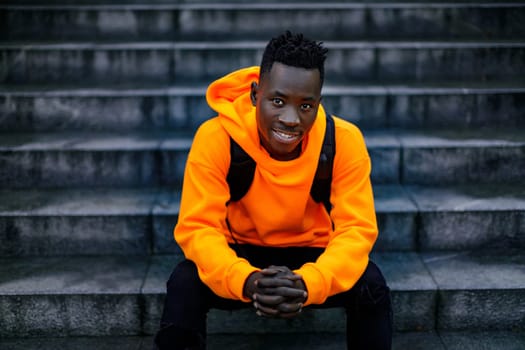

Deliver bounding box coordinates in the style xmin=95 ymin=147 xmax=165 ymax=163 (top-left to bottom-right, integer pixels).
xmin=243 ymin=265 xmax=307 ymax=319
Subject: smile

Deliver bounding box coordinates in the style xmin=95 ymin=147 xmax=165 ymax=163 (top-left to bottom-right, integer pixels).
xmin=272 ymin=129 xmax=300 ymax=144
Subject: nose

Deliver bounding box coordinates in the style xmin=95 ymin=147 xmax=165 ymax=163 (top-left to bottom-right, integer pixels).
xmin=278 ymin=109 xmax=300 ymax=125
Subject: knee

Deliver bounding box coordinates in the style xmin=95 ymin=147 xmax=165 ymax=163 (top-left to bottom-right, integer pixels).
xmin=355 ymin=261 xmax=391 ymax=310
xmin=166 ymin=259 xmax=202 ymax=294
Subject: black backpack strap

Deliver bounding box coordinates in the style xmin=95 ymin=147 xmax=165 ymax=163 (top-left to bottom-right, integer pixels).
xmin=310 ymin=114 xmax=336 ymax=213
xmin=226 ymin=137 xmax=256 ymax=203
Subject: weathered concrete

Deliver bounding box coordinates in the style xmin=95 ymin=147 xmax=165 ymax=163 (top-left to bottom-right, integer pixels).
xmin=0 ymin=252 xmax=521 ymax=337
xmin=3 ymin=331 xmax=525 ymax=350
xmin=0 ymin=89 xmax=213 ymax=132
xmin=0 ymin=132 xmax=191 ymax=188
xmin=151 ymin=189 xmax=182 ymax=254
xmin=0 ymin=188 xmax=161 ymax=256
xmin=373 ymin=252 xmax=438 ymax=331
xmin=401 ymin=129 xmax=525 ymax=185
xmin=440 ymin=331 xmax=525 ymax=350
xmin=0 ymin=336 xmax=145 ymax=350
xmin=0 ymin=187 xmax=182 ymax=256
xmin=407 ymin=185 xmax=525 ymax=250
xmin=2 ymin=86 xmax=524 ymax=132
xmin=373 ymin=185 xmax=418 ymax=251
xmin=3 ymin=43 xmax=524 ymax=84
xmin=365 ymin=131 xmax=401 ymax=184
xmin=1 ymin=184 xmax=522 ymax=255
xmin=423 ymin=252 xmax=525 ymax=331
xmin=2 ymin=3 xmax=524 ymax=41
xmin=141 ymin=254 xmax=184 ymax=335
xmin=0 ymin=256 xmax=148 ymax=337
xmin=0 ymin=131 xmax=405 ymax=187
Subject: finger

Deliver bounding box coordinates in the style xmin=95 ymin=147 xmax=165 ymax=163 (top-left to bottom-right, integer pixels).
xmin=260 ymin=266 xmax=287 ymax=276
xmin=277 ymin=301 xmax=303 ymax=314
xmin=273 ymin=270 xmax=303 ymax=282
xmin=256 ymin=277 xmax=295 ymax=288
xmin=275 ymin=301 xmax=304 ymax=319
xmin=266 ymin=265 xmax=292 ymax=272
xmin=253 ymin=301 xmax=280 ymax=317
xmin=282 ymin=274 xmax=303 ymax=281
xmin=253 ymin=301 xmax=303 ymax=319
xmin=269 ymin=286 xmax=308 ymax=299
xmin=259 ymin=269 xmax=279 ymax=276
xmin=256 ymin=285 xmax=306 ymax=299
xmin=261 ymin=265 xmax=293 ymax=276
xmin=256 ymin=310 xmax=276 ymax=318
xmin=253 ymin=293 xmax=285 ymax=306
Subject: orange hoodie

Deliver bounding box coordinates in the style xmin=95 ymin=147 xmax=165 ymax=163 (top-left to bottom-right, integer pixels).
xmin=174 ymin=66 xmax=378 ymax=305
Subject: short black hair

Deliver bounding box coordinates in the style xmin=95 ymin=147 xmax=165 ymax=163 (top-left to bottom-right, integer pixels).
xmin=260 ymin=31 xmax=328 ymax=85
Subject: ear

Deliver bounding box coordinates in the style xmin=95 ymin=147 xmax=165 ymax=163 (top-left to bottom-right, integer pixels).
xmin=250 ymin=81 xmax=258 ymax=106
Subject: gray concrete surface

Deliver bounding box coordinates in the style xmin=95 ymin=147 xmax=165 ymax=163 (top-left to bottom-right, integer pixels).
xmin=2 ymin=331 xmax=524 ymax=350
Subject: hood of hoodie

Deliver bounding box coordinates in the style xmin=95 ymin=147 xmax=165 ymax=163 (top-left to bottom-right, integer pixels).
xmin=206 ymin=66 xmax=327 ymax=176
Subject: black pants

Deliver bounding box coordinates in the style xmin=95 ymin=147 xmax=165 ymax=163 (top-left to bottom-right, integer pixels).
xmin=155 ymin=245 xmax=392 ymax=350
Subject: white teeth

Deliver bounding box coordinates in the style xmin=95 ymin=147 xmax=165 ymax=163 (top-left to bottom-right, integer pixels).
xmin=275 ymin=130 xmax=296 ymax=139
xmin=272 ymin=129 xmax=299 ymax=144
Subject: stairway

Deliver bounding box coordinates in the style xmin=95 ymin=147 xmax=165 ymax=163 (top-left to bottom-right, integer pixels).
xmin=1 ymin=1 xmax=524 ymax=349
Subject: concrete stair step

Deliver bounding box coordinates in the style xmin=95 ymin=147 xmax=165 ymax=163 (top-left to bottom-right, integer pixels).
xmin=2 ymin=331 xmax=525 ymax=350
xmin=2 ymin=1 xmax=524 ymax=41
xmin=0 ymin=187 xmax=181 ymax=256
xmin=2 ymin=40 xmax=524 ymax=84
xmin=0 ymin=184 xmax=523 ymax=256
xmin=422 ymin=251 xmax=525 ymax=331
xmin=2 ymin=82 xmax=524 ymax=132
xmin=0 ymin=255 xmax=150 ymax=338
xmin=0 ymin=252 xmax=523 ymax=337
xmin=199 ymin=331 xmax=525 ymax=350
xmin=437 ymin=331 xmax=525 ymax=350
xmin=0 ymin=336 xmax=148 ymax=350
xmin=0 ymin=131 xmax=191 ymax=188
xmin=376 ymin=184 xmax=525 ymax=251
xmin=1 ymin=129 xmax=524 ymax=188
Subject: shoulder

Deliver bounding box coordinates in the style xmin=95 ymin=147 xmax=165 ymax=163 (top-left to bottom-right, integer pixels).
xmin=195 ymin=117 xmax=226 ymax=138
xmin=331 ymin=115 xmax=366 ymax=148
xmin=328 ymin=115 xmax=370 ymax=171
xmin=192 ymin=117 xmax=230 ymax=148
xmin=189 ymin=117 xmax=230 ymax=166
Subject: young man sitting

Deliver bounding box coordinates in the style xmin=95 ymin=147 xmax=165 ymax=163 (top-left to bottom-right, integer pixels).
xmin=155 ymin=31 xmax=392 ymax=350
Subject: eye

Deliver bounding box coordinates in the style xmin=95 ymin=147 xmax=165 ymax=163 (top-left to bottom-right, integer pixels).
xmin=272 ymin=98 xmax=284 ymax=106
xmin=301 ymin=104 xmax=313 ymax=111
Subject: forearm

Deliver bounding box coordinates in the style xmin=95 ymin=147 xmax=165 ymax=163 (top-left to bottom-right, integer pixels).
xmin=298 ymin=157 xmax=378 ymax=305
xmin=296 ymin=230 xmax=374 ymax=305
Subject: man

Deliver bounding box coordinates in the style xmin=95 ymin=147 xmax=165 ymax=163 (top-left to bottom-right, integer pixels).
xmin=155 ymin=31 xmax=392 ymax=349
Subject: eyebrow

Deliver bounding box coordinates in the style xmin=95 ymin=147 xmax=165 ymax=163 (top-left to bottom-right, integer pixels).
xmin=274 ymin=90 xmax=317 ymax=101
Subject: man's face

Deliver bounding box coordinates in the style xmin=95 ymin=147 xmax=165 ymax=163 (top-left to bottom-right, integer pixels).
xmin=251 ymin=62 xmax=322 ymax=161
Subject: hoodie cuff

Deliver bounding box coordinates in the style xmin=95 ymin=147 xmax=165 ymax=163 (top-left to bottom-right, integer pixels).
xmin=226 ymin=259 xmax=259 ymax=302
xmin=295 ymin=263 xmax=328 ymax=306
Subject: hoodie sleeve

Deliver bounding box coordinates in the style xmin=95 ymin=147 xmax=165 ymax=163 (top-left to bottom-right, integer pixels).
xmin=295 ymin=121 xmax=378 ymax=305
xmin=174 ymin=119 xmax=258 ymax=301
